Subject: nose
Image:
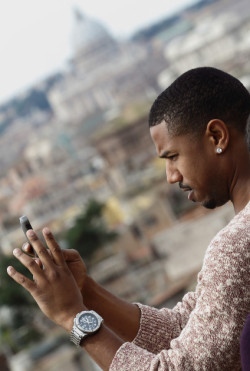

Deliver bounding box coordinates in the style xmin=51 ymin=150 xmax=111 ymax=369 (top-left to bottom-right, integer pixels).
xmin=166 ymin=162 xmax=182 ymax=184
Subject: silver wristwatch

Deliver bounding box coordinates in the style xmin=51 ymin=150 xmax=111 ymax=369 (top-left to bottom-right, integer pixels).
xmin=70 ymin=310 xmax=103 ymax=347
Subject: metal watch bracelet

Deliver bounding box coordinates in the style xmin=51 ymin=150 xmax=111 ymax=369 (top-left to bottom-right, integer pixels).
xmin=70 ymin=326 xmax=88 ymax=347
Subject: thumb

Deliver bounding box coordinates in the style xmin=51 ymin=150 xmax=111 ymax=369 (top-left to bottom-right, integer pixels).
xmin=61 ymin=248 xmax=80 ymax=262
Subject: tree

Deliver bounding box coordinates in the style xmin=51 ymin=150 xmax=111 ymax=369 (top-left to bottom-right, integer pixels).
xmin=0 ymin=255 xmax=42 ymax=352
xmin=0 ymin=255 xmax=32 ymax=307
xmin=65 ymin=200 xmax=118 ymax=265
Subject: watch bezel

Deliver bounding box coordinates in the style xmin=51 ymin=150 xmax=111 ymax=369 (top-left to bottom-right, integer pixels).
xmin=75 ymin=310 xmax=103 ymax=334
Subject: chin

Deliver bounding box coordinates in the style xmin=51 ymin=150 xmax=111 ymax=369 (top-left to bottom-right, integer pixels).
xmin=202 ymin=199 xmax=217 ymax=209
xmin=202 ymin=196 xmax=228 ymax=210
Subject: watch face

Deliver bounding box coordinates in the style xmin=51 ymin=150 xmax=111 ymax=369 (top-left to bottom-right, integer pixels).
xmin=77 ymin=312 xmax=99 ymax=333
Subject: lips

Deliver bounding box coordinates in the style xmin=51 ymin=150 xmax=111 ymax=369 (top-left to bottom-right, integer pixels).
xmin=179 ymin=182 xmax=190 ymax=190
xmin=180 ymin=185 xmax=192 ymax=193
xmin=179 ymin=182 xmax=195 ymax=201
xmin=181 ymin=187 xmax=192 ymax=192
xmin=188 ymin=190 xmax=195 ymax=201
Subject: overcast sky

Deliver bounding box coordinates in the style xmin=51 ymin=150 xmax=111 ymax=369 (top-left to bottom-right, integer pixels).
xmin=0 ymin=0 xmax=197 ymax=103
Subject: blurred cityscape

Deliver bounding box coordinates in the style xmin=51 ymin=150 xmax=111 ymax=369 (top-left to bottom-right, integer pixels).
xmin=0 ymin=0 xmax=248 ymax=369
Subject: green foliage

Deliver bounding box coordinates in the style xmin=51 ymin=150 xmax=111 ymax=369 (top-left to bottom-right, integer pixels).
xmin=0 ymin=255 xmax=33 ymax=307
xmin=0 ymin=88 xmax=52 ymax=136
xmin=0 ymin=256 xmax=43 ymax=352
xmin=0 ymin=117 xmax=12 ymax=135
xmin=0 ymin=309 xmax=43 ymax=353
xmin=14 ymin=89 xmax=51 ymax=117
xmin=65 ymin=200 xmax=118 ymax=264
xmin=132 ymin=14 xmax=181 ymax=42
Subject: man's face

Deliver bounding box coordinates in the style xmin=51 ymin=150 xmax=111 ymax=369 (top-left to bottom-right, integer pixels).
xmin=150 ymin=121 xmax=229 ymax=209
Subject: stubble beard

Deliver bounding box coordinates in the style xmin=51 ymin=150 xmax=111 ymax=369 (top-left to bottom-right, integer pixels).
xmin=202 ymin=198 xmax=217 ymax=209
xmin=202 ymin=192 xmax=229 ymax=210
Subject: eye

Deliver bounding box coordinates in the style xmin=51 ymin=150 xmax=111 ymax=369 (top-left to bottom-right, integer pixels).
xmin=167 ymin=154 xmax=178 ymax=161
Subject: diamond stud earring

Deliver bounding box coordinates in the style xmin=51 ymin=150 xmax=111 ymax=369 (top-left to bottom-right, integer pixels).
xmin=216 ymin=148 xmax=223 ymax=154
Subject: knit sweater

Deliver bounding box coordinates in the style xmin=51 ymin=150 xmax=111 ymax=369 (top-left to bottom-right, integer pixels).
xmin=110 ymin=202 xmax=250 ymax=370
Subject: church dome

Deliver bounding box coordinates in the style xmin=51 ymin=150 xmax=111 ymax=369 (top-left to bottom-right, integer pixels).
xmin=71 ymin=8 xmax=114 ymax=56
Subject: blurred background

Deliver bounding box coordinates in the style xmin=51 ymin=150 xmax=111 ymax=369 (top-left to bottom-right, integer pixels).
xmin=0 ymin=0 xmax=248 ymax=369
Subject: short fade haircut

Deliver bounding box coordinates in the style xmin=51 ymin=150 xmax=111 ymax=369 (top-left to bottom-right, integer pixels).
xmin=149 ymin=67 xmax=250 ymax=138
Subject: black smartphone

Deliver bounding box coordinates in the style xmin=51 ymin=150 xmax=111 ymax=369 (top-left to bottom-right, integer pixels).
xmin=19 ymin=215 xmax=38 ymax=257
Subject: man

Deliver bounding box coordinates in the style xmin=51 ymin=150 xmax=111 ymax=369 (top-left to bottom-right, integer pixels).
xmin=8 ymin=67 xmax=250 ymax=370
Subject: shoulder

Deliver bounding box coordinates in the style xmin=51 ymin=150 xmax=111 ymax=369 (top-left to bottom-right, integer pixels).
xmin=209 ymin=201 xmax=249 ymax=253
xmin=198 ymin=202 xmax=250 ymax=285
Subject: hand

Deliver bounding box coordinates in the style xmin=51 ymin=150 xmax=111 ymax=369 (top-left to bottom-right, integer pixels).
xmin=22 ymin=243 xmax=87 ymax=295
xmin=7 ymin=228 xmax=85 ymax=332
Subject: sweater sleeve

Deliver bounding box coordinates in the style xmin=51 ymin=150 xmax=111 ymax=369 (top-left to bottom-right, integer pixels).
xmin=110 ymin=203 xmax=250 ymax=371
xmin=132 ymin=291 xmax=197 ymax=354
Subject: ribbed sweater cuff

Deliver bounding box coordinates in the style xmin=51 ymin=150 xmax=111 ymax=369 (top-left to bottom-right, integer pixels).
xmin=132 ymin=303 xmax=174 ymax=353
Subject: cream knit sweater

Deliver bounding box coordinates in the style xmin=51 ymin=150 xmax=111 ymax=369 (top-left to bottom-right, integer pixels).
xmin=110 ymin=202 xmax=250 ymax=370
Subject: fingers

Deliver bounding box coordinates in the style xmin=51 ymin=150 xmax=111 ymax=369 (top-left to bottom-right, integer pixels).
xmin=42 ymin=227 xmax=65 ymax=266
xmin=23 ymin=228 xmax=66 ymax=268
xmin=26 ymin=230 xmax=54 ymax=268
xmin=22 ymin=242 xmax=35 ymax=256
xmin=7 ymin=265 xmax=36 ymax=293
xmin=22 ymin=242 xmax=48 ymax=268
xmin=12 ymin=248 xmax=45 ymax=280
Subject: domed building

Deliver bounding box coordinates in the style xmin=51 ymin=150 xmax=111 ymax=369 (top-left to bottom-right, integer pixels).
xmin=48 ymin=7 xmax=165 ymax=124
xmin=71 ymin=8 xmax=119 ymax=72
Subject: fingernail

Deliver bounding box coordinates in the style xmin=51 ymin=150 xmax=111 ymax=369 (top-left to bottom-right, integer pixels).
xmin=22 ymin=242 xmax=29 ymax=250
xmin=13 ymin=248 xmax=21 ymax=256
xmin=27 ymin=230 xmax=35 ymax=237
xmin=43 ymin=227 xmax=51 ymax=235
xmin=7 ymin=266 xmax=14 ymax=274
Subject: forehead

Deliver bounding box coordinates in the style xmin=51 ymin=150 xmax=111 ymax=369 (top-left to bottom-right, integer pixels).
xmin=150 ymin=121 xmax=176 ymax=155
xmin=149 ymin=121 xmax=196 ymax=156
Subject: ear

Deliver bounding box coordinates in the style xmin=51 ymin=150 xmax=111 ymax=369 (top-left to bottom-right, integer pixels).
xmin=205 ymin=119 xmax=230 ymax=153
